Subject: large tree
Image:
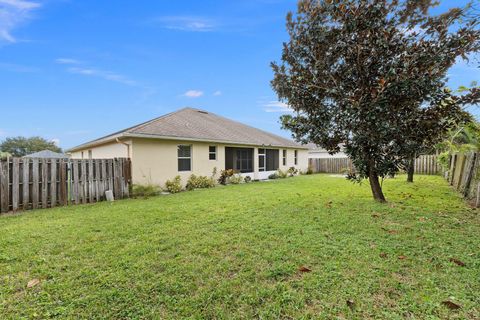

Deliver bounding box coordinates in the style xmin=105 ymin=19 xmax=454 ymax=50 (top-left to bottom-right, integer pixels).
xmin=0 ymin=136 xmax=62 ymax=157
xmin=271 ymin=0 xmax=480 ymax=201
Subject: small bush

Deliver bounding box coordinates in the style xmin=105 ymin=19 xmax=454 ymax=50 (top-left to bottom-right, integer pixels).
xmin=287 ymin=167 xmax=298 ymax=176
xmin=165 ymin=176 xmax=182 ymax=194
xmin=218 ymin=169 xmax=235 ymax=185
xmin=132 ymin=184 xmax=161 ymax=198
xmin=268 ymin=172 xmax=279 ymax=179
xmin=186 ymin=174 xmax=215 ymax=191
xmin=244 ymin=176 xmax=252 ymax=183
xmin=228 ymin=174 xmax=244 ymax=184
xmin=277 ymin=169 xmax=288 ymax=178
xmin=438 ymin=151 xmax=450 ymax=170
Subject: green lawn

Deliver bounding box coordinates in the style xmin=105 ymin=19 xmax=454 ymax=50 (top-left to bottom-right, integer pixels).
xmin=1 ymin=174 xmax=479 ymax=319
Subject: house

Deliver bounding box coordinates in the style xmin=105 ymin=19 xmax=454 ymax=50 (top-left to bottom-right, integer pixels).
xmin=23 ymin=150 xmax=69 ymax=159
xmin=68 ymin=108 xmax=309 ymax=186
xmin=306 ymin=143 xmax=347 ymax=159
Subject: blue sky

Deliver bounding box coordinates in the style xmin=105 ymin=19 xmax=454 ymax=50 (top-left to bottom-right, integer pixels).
xmin=0 ymin=0 xmax=478 ymax=149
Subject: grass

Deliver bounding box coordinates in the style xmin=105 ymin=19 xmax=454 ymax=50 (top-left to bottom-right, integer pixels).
xmin=0 ymin=174 xmax=479 ymax=319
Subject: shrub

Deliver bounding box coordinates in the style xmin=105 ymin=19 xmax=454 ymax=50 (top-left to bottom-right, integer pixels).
xmin=277 ymin=169 xmax=288 ymax=178
xmin=268 ymin=172 xmax=279 ymax=179
xmin=288 ymin=167 xmax=298 ymax=176
xmin=218 ymin=169 xmax=235 ymax=185
xmin=228 ymin=174 xmax=244 ymax=184
xmin=244 ymin=176 xmax=252 ymax=183
xmin=131 ymin=184 xmax=161 ymax=198
xmin=438 ymin=152 xmax=450 ymax=171
xmin=186 ymin=174 xmax=215 ymax=191
xmin=165 ymin=176 xmax=182 ymax=194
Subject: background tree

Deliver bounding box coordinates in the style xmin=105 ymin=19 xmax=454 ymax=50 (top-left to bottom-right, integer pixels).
xmin=271 ymin=0 xmax=480 ymax=201
xmin=0 ymin=136 xmax=62 ymax=157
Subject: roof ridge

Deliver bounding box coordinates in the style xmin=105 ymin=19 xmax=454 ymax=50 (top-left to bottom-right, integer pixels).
xmin=125 ymin=107 xmax=192 ymax=133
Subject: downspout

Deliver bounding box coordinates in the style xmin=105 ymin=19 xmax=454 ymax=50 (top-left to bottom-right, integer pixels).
xmin=116 ymin=138 xmax=131 ymax=159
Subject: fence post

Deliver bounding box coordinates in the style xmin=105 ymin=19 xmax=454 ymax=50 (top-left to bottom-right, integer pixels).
xmin=0 ymin=159 xmax=9 ymax=213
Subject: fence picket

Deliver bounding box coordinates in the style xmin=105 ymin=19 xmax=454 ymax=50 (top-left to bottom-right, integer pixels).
xmin=22 ymin=159 xmax=30 ymax=210
xmin=32 ymin=159 xmax=39 ymax=209
xmin=50 ymin=160 xmax=57 ymax=208
xmin=12 ymin=158 xmax=20 ymax=212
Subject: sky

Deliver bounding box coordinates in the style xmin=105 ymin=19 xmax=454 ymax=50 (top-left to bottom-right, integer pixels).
xmin=0 ymin=0 xmax=478 ymax=149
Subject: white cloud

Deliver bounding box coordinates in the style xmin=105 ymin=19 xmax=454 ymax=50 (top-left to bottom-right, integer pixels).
xmin=213 ymin=90 xmax=222 ymax=96
xmin=183 ymin=90 xmax=204 ymax=98
xmin=262 ymin=101 xmax=293 ymax=113
xmin=0 ymin=0 xmax=41 ymax=43
xmin=155 ymin=16 xmax=215 ymax=32
xmin=67 ymin=67 xmax=138 ymax=86
xmin=55 ymin=58 xmax=81 ymax=65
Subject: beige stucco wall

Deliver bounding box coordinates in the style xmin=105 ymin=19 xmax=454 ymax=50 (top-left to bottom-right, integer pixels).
xmin=70 ymin=137 xmax=309 ymax=187
xmin=131 ymin=138 xmax=308 ymax=186
xmin=69 ymin=140 xmax=131 ymax=159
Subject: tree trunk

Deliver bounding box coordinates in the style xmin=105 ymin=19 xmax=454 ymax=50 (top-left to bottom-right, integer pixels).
xmin=407 ymin=157 xmax=415 ymax=183
xmin=368 ymin=167 xmax=386 ymax=202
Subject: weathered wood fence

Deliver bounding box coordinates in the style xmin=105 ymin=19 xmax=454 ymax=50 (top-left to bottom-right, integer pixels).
xmin=309 ymin=157 xmax=353 ymax=174
xmin=447 ymin=152 xmax=480 ymax=207
xmin=308 ymin=155 xmax=440 ymax=175
xmin=0 ymin=158 xmax=131 ymax=214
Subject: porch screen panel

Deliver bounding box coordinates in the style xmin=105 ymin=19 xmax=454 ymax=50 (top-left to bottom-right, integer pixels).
xmin=265 ymin=149 xmax=279 ymax=171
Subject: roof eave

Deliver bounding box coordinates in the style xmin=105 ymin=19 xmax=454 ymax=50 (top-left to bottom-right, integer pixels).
xmin=68 ymin=132 xmax=308 ymax=151
xmin=124 ymin=133 xmax=309 ymax=149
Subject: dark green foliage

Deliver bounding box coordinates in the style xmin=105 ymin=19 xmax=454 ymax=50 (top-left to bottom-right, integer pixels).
xmin=0 ymin=136 xmax=62 ymax=157
xmin=271 ymin=0 xmax=480 ymax=201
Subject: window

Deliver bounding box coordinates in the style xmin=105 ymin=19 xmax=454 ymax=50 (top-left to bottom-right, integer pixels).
xmin=294 ymin=150 xmax=298 ymax=165
xmin=258 ymin=148 xmax=265 ymax=172
xmin=209 ymin=146 xmax=217 ymax=160
xmin=178 ymin=145 xmax=192 ymax=171
xmin=282 ymin=150 xmax=287 ymax=166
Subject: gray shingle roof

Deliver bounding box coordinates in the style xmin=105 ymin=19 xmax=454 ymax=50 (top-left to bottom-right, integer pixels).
xmin=24 ymin=150 xmax=69 ymax=159
xmin=69 ymin=108 xmax=307 ymax=151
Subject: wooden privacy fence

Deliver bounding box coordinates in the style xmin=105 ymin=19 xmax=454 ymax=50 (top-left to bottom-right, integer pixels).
xmin=309 ymin=157 xmax=353 ymax=173
xmin=447 ymin=152 xmax=480 ymax=207
xmin=309 ymin=154 xmax=440 ymax=175
xmin=0 ymin=158 xmax=131 ymax=214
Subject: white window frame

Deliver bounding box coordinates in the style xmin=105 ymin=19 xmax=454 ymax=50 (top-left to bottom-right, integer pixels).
xmin=294 ymin=150 xmax=298 ymax=165
xmin=282 ymin=150 xmax=287 ymax=166
xmin=209 ymin=146 xmax=217 ymax=160
xmin=258 ymin=148 xmax=266 ymax=172
xmin=178 ymin=145 xmax=192 ymax=172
